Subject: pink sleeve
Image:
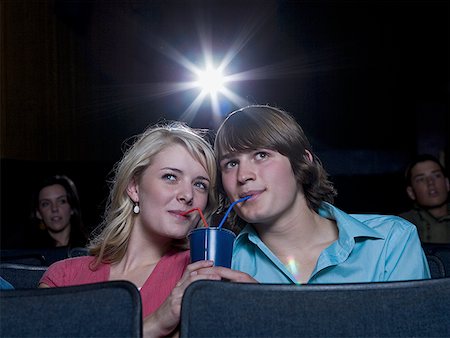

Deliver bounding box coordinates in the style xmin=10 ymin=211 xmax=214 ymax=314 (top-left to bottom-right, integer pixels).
xmin=39 ymin=259 xmax=71 ymax=287
xmin=39 ymin=256 xmax=105 ymax=287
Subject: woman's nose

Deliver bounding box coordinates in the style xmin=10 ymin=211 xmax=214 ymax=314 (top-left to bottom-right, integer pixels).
xmin=177 ymin=185 xmax=194 ymax=205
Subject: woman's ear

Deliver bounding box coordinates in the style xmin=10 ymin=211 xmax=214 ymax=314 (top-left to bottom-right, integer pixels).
xmin=35 ymin=210 xmax=43 ymax=220
xmin=304 ymin=150 xmax=314 ymax=163
xmin=126 ymin=177 xmax=139 ymax=203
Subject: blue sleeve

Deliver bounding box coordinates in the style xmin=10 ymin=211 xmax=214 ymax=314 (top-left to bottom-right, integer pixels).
xmin=384 ymin=218 xmax=431 ymax=281
xmin=0 ymin=276 xmax=14 ymax=290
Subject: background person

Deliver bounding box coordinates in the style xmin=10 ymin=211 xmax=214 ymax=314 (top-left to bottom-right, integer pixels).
xmin=39 ymin=122 xmax=222 ymax=337
xmin=29 ymin=175 xmax=87 ymax=248
xmin=209 ymin=104 xmax=430 ymax=284
xmin=400 ymin=154 xmax=450 ymax=244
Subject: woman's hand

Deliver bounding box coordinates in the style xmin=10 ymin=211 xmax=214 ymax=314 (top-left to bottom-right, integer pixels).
xmin=142 ymin=260 xmax=221 ymax=337
xmin=197 ymin=266 xmax=258 ymax=283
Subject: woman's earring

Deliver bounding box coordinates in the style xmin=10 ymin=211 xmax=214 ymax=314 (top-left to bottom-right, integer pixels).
xmin=133 ymin=202 xmax=140 ymax=214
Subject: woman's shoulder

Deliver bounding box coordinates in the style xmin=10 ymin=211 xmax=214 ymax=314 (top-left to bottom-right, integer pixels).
xmin=48 ymin=256 xmax=96 ymax=269
xmin=41 ymin=256 xmax=106 ymax=287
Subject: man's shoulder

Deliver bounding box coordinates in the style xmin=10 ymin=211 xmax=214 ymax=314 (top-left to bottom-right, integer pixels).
xmin=350 ymin=213 xmax=418 ymax=237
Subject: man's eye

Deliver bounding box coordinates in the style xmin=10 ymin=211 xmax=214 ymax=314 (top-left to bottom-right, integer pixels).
xmin=255 ymin=152 xmax=268 ymax=160
xmin=40 ymin=202 xmax=49 ymax=208
xmin=224 ymin=161 xmax=237 ymax=169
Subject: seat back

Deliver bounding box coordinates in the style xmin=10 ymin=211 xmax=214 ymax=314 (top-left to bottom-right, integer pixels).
xmin=433 ymin=247 xmax=450 ymax=277
xmin=426 ymin=254 xmax=446 ymax=278
xmin=0 ymin=263 xmax=48 ymax=289
xmin=180 ymin=278 xmax=450 ymax=337
xmin=423 ymin=244 xmax=450 ymax=277
xmin=0 ymin=249 xmax=46 ymax=265
xmin=0 ymin=280 xmax=142 ymax=337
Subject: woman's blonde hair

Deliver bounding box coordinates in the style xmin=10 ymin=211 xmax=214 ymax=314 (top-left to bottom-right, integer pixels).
xmin=89 ymin=122 xmax=217 ymax=267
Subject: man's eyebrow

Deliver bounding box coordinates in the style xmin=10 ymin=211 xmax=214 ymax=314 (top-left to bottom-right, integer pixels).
xmin=220 ymin=153 xmax=233 ymax=161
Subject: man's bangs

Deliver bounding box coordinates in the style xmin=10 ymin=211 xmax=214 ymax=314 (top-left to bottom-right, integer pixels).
xmin=217 ymin=121 xmax=271 ymax=159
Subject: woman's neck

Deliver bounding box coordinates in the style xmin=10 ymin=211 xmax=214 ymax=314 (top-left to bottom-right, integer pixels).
xmin=47 ymin=225 xmax=71 ymax=247
xmin=118 ymin=225 xmax=172 ymax=272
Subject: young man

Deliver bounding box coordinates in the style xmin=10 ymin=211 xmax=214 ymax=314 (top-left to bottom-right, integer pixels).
xmin=400 ymin=154 xmax=450 ymax=244
xmin=212 ymin=104 xmax=430 ymax=284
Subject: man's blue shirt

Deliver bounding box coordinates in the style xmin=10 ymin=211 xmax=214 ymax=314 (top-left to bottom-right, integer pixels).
xmin=232 ymin=202 xmax=431 ymax=283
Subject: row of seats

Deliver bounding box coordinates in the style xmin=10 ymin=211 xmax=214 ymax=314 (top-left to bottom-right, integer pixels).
xmin=1 ymin=247 xmax=89 ymax=266
xmin=1 ymin=252 xmax=448 ymax=291
xmin=1 ymin=278 xmax=449 ymax=337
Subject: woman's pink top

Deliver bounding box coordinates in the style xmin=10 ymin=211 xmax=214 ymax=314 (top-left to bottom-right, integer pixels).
xmin=39 ymin=250 xmax=190 ymax=318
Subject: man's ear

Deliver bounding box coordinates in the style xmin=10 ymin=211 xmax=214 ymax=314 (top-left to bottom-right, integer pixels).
xmin=126 ymin=177 xmax=139 ymax=203
xmin=445 ymin=177 xmax=450 ymax=193
xmin=304 ymin=150 xmax=313 ymax=162
xmin=406 ymin=186 xmax=416 ymax=201
xmin=36 ymin=210 xmax=43 ymax=220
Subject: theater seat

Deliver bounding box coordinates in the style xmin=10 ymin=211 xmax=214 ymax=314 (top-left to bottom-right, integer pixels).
xmin=0 ymin=280 xmax=142 ymax=337
xmin=0 ymin=263 xmax=48 ymax=289
xmin=426 ymin=254 xmax=446 ymax=278
xmin=180 ymin=278 xmax=450 ymax=337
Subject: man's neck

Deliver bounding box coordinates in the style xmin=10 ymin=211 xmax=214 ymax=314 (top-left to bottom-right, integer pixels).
xmin=426 ymin=203 xmax=449 ymax=219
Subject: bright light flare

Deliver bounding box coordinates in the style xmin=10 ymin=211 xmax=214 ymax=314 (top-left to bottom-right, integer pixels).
xmin=196 ymin=66 xmax=226 ymax=95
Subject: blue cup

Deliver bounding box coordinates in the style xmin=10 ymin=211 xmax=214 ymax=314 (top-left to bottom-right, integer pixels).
xmin=188 ymin=227 xmax=236 ymax=268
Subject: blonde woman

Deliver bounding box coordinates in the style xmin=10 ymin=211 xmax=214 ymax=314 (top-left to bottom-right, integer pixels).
xmin=40 ymin=122 xmax=221 ymax=337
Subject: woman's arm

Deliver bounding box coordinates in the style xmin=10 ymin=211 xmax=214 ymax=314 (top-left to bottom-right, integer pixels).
xmin=142 ymin=260 xmax=222 ymax=337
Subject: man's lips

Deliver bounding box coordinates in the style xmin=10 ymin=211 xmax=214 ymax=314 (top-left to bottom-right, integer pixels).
xmin=239 ymin=190 xmax=262 ymax=200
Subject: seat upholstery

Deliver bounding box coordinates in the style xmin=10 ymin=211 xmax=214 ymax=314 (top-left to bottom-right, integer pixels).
xmin=0 ymin=280 xmax=142 ymax=337
xmin=0 ymin=263 xmax=48 ymax=289
xmin=180 ymin=278 xmax=450 ymax=337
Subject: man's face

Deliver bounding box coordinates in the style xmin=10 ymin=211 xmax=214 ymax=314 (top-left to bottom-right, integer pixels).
xmin=407 ymin=160 xmax=449 ymax=209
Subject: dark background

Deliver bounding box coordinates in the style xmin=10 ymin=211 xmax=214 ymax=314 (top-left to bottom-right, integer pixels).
xmin=1 ymin=0 xmax=449 ymax=248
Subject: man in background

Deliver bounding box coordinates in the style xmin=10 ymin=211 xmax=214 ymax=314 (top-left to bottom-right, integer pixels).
xmin=400 ymin=154 xmax=450 ymax=244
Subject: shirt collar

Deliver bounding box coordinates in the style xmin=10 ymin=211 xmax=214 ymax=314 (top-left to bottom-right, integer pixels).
xmin=318 ymin=202 xmax=384 ymax=242
xmin=235 ymin=202 xmax=384 ymax=247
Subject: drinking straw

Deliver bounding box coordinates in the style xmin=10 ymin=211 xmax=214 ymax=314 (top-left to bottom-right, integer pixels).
xmin=217 ymin=196 xmax=251 ymax=229
xmin=181 ymin=208 xmax=209 ymax=227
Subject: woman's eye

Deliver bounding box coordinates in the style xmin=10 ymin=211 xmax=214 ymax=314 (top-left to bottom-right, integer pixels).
xmin=163 ymin=174 xmax=177 ymax=181
xmin=40 ymin=201 xmax=49 ymax=208
xmin=194 ymin=181 xmax=208 ymax=191
xmin=59 ymin=198 xmax=67 ymax=205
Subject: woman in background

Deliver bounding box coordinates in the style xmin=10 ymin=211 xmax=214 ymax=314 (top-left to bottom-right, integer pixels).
xmin=30 ymin=175 xmax=87 ymax=248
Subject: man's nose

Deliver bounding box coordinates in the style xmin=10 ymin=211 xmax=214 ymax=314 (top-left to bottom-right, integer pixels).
xmin=237 ymin=161 xmax=256 ymax=184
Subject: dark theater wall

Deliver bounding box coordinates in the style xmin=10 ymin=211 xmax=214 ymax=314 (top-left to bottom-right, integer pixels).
xmin=1 ymin=0 xmax=448 ymax=248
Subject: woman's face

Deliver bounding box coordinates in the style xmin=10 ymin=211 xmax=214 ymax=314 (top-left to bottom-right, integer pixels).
xmin=36 ymin=184 xmax=73 ymax=233
xmin=128 ymin=144 xmax=210 ymax=241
